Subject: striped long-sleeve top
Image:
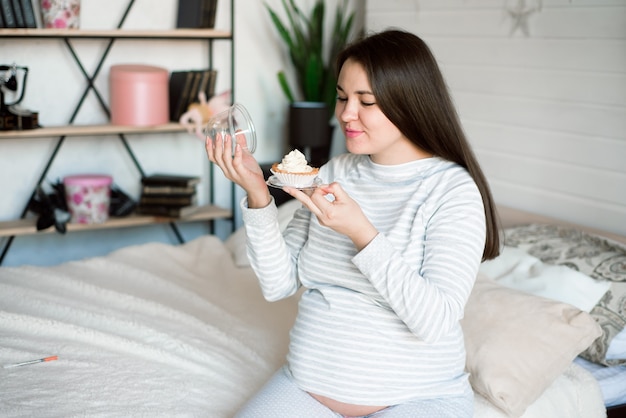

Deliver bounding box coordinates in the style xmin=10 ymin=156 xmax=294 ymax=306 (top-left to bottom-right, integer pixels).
xmin=241 ymin=153 xmax=486 ymax=405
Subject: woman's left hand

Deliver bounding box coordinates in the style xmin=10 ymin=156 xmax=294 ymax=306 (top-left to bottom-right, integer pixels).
xmin=205 ymin=132 xmax=270 ymax=208
xmin=284 ymin=182 xmax=378 ymax=250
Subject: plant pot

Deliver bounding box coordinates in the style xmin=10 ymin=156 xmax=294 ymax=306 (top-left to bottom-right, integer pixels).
xmin=288 ymin=102 xmax=332 ymax=167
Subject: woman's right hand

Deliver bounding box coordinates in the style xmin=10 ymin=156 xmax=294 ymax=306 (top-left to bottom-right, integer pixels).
xmin=205 ymin=133 xmax=271 ymax=208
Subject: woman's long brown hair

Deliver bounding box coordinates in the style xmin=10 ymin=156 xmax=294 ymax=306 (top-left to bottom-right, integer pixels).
xmin=336 ymin=29 xmax=500 ymax=260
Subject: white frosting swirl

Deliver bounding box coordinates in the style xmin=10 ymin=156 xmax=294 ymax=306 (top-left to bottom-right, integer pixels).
xmin=278 ymin=149 xmax=313 ymax=173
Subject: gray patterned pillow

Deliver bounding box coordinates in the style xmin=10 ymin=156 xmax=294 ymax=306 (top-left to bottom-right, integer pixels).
xmin=504 ymin=224 xmax=626 ymax=366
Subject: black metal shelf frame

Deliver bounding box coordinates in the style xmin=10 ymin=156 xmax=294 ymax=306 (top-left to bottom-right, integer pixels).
xmin=0 ymin=0 xmax=236 ymax=265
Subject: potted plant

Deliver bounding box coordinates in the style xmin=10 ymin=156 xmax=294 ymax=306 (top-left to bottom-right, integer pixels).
xmin=266 ymin=0 xmax=356 ymax=163
xmin=266 ymin=0 xmax=355 ymax=115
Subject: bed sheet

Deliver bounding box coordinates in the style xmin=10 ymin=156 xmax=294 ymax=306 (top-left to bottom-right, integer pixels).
xmin=0 ymin=233 xmax=606 ymax=417
xmin=575 ymin=357 xmax=626 ymax=408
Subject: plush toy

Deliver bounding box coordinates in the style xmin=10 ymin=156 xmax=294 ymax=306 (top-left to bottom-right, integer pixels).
xmin=179 ymin=90 xmax=231 ymax=140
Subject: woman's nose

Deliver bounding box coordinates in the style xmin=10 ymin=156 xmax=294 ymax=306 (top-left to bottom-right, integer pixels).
xmin=339 ymin=102 xmax=358 ymax=122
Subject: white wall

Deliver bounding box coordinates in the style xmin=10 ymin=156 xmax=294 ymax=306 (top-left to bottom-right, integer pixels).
xmin=366 ymin=0 xmax=626 ymax=237
xmin=8 ymin=0 xmax=621 ymax=266
xmin=0 ymin=0 xmax=362 ymax=266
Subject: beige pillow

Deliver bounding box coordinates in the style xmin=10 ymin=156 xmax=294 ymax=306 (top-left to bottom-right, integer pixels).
xmin=503 ymin=223 xmax=626 ymax=366
xmin=462 ymin=273 xmax=602 ymax=417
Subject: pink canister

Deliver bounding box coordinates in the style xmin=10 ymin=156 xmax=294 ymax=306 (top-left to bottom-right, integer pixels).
xmin=63 ymin=175 xmax=113 ymax=224
xmin=109 ymin=64 xmax=169 ymax=126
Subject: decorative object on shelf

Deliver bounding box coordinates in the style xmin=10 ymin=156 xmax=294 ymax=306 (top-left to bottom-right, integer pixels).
xmin=179 ymin=90 xmax=230 ymax=140
xmin=27 ymin=182 xmax=70 ymax=233
xmin=108 ymin=186 xmax=136 ymax=217
xmin=176 ymin=0 xmax=218 ymax=29
xmin=26 ymin=181 xmax=135 ymax=233
xmin=109 ymin=64 xmax=169 ymax=127
xmin=40 ymin=0 xmax=80 ymax=29
xmin=505 ymin=0 xmax=542 ymax=37
xmin=63 ymin=174 xmax=113 ymax=224
xmin=0 ymin=63 xmax=39 ymax=131
xmin=266 ymin=0 xmax=356 ymax=166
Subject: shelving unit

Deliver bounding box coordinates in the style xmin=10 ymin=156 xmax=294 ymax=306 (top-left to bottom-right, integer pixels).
xmin=0 ymin=28 xmax=231 ymax=39
xmin=0 ymin=205 xmax=232 ymax=238
xmin=0 ymin=122 xmax=186 ymax=139
xmin=0 ymin=0 xmax=235 ymax=264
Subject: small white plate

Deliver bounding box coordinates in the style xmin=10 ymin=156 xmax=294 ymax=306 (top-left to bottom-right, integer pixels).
xmin=266 ymin=175 xmax=322 ymax=191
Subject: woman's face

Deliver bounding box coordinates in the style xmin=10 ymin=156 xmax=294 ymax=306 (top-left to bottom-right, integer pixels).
xmin=335 ymin=59 xmax=426 ymax=165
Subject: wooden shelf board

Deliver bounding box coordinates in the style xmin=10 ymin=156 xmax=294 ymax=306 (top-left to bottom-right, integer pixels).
xmin=0 ymin=205 xmax=232 ymax=237
xmin=0 ymin=28 xmax=231 ymax=39
xmin=0 ymin=122 xmax=190 ymax=139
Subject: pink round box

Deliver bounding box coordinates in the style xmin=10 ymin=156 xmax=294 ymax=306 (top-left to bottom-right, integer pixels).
xmin=63 ymin=174 xmax=113 ymax=224
xmin=109 ymin=64 xmax=169 ymax=126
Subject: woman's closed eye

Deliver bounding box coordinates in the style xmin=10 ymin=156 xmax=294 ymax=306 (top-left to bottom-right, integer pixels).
xmin=336 ymin=96 xmax=376 ymax=107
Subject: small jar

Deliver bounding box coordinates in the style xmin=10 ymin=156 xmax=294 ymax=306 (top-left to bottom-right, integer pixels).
xmin=63 ymin=174 xmax=113 ymax=224
xmin=40 ymin=0 xmax=81 ymax=29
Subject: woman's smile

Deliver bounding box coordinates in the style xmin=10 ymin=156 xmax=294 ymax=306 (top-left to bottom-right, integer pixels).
xmin=344 ymin=127 xmax=363 ymax=139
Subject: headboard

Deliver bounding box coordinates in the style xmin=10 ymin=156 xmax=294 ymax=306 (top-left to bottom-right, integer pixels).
xmin=498 ymin=205 xmax=626 ymax=245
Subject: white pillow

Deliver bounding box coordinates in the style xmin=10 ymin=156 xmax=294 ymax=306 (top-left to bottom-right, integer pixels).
xmin=225 ymin=199 xmax=301 ymax=267
xmin=462 ymin=273 xmax=602 ymax=417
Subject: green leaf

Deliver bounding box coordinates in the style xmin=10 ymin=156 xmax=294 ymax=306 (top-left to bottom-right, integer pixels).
xmin=277 ymin=71 xmax=295 ymax=103
xmin=265 ymin=5 xmax=294 ymax=52
xmin=303 ymin=52 xmax=323 ymax=101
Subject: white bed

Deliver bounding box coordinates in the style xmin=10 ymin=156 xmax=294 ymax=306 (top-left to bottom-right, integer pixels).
xmin=0 ymin=201 xmax=624 ymax=417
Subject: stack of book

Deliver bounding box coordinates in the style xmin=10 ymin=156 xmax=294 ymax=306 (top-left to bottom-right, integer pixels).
xmin=0 ymin=0 xmax=37 ymax=28
xmin=169 ymin=69 xmax=218 ymax=122
xmin=136 ymin=174 xmax=201 ymax=218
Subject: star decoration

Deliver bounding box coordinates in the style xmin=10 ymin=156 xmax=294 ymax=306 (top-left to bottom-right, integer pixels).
xmin=506 ymin=0 xmax=542 ymax=37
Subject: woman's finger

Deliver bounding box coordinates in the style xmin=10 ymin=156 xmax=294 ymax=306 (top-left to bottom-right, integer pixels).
xmin=205 ymin=136 xmax=215 ymax=162
xmin=235 ymin=130 xmax=250 ymax=153
xmin=283 ymin=187 xmax=322 ymax=216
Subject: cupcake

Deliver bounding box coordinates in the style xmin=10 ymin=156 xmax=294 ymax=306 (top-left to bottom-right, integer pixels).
xmin=270 ymin=149 xmax=320 ymax=188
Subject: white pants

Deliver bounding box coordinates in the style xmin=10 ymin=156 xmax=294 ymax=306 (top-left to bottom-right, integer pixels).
xmin=235 ymin=366 xmax=474 ymax=418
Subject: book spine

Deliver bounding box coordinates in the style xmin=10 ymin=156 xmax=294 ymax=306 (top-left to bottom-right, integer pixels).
xmin=201 ymin=0 xmax=218 ymax=29
xmin=176 ymin=0 xmax=203 ymax=29
xmin=19 ymin=0 xmax=36 ymax=28
xmin=185 ymin=70 xmax=203 ymax=108
xmin=9 ymin=0 xmax=23 ymax=27
xmin=197 ymin=70 xmax=211 ymax=101
xmin=141 ymin=176 xmax=201 ymax=187
xmin=136 ymin=204 xmax=200 ymax=218
xmin=0 ymin=0 xmax=17 ymax=28
xmin=142 ymin=185 xmax=197 ymax=195
xmin=206 ymin=70 xmax=218 ymax=99
xmin=139 ymin=195 xmax=197 ymax=206
xmin=173 ymin=71 xmax=196 ymax=121
xmin=169 ymin=71 xmax=190 ymax=121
